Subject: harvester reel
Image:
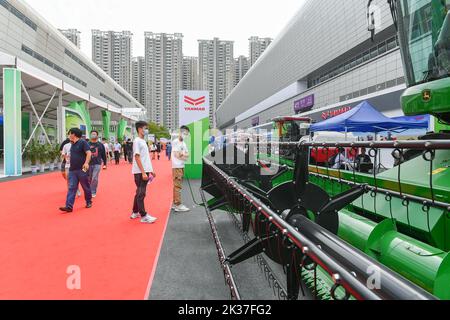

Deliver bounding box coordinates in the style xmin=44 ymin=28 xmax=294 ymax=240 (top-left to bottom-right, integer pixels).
xmin=226 ymin=179 xmax=365 ymax=300
xmin=219 ymin=145 xmax=366 ymax=300
xmin=267 ymin=181 xmax=338 ymax=234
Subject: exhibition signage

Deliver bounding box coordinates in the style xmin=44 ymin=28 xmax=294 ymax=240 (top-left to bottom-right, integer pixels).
xmin=252 ymin=117 xmax=260 ymax=127
xmin=179 ymin=90 xmax=210 ymax=179
xmin=294 ymin=94 xmax=315 ymax=113
xmin=65 ymin=108 xmax=87 ymax=137
xmin=322 ymin=106 xmax=352 ymax=120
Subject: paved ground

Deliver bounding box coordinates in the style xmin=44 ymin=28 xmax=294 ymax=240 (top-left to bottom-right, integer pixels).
xmin=149 ymin=180 xmax=311 ymax=300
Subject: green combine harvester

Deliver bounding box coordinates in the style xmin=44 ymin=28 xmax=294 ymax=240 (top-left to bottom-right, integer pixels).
xmin=202 ymin=0 xmax=450 ymax=300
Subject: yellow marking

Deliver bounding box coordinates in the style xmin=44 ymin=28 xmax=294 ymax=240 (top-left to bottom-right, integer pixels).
xmin=432 ymin=168 xmax=447 ymax=175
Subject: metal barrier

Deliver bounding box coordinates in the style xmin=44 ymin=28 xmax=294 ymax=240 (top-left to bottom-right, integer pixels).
xmin=202 ymin=156 xmax=438 ymax=300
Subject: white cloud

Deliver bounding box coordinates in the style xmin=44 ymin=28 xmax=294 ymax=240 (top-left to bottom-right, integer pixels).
xmin=25 ymin=0 xmax=305 ymax=57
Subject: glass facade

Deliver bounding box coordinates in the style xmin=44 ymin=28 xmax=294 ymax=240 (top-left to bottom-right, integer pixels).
xmin=21 ymin=45 xmax=87 ymax=87
xmin=100 ymin=92 xmax=123 ymax=108
xmin=64 ymin=49 xmax=106 ymax=83
xmin=308 ymin=36 xmax=399 ymax=88
xmin=0 ymin=0 xmax=37 ymax=31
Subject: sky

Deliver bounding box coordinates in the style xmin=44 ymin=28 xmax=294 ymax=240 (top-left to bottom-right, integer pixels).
xmin=25 ymin=0 xmax=305 ymax=58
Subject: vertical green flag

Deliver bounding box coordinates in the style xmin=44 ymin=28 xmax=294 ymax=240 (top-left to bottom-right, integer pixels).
xmin=117 ymin=119 xmax=128 ymax=143
xmin=3 ymin=68 xmax=22 ymax=177
xmin=102 ymin=110 xmax=111 ymax=140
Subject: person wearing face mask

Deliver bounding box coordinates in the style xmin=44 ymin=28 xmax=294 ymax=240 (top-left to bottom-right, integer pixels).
xmin=130 ymin=122 xmax=157 ymax=224
xmin=171 ymin=126 xmax=191 ymax=213
xmin=88 ymin=130 xmax=107 ymax=198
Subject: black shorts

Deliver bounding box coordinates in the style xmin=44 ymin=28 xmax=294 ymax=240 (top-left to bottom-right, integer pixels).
xmin=61 ymin=161 xmax=66 ymax=172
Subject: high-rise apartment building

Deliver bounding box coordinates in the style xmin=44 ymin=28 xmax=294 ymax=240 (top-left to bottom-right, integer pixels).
xmin=234 ymin=55 xmax=249 ymax=87
xmin=198 ymin=38 xmax=234 ymax=127
xmin=132 ymin=56 xmax=145 ymax=106
xmin=249 ymin=36 xmax=272 ymax=66
xmin=145 ymin=32 xmax=183 ymax=130
xmin=92 ymin=30 xmax=133 ymax=93
xmin=59 ymin=29 xmax=81 ymax=48
xmin=182 ymin=56 xmax=199 ymax=91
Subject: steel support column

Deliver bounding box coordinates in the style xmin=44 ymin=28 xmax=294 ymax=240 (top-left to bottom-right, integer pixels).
xmin=56 ymin=90 xmax=65 ymax=143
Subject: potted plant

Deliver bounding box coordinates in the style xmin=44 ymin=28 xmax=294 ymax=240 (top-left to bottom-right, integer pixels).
xmin=37 ymin=143 xmax=49 ymax=173
xmin=48 ymin=144 xmax=60 ymax=172
xmin=26 ymin=141 xmax=40 ymax=174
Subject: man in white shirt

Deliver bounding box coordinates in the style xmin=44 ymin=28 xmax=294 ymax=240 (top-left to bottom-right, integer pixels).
xmin=130 ymin=121 xmax=157 ymax=224
xmin=333 ymin=149 xmax=352 ymax=170
xmin=113 ymin=141 xmax=122 ymax=165
xmin=172 ymin=125 xmax=191 ymax=212
xmin=62 ymin=140 xmax=81 ymax=198
xmin=102 ymin=138 xmax=110 ymax=166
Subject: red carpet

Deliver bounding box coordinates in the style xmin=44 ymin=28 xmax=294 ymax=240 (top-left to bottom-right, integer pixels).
xmin=0 ymin=158 xmax=173 ymax=300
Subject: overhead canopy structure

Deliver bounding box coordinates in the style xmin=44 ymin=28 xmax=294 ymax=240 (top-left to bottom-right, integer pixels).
xmin=391 ymin=115 xmax=430 ymax=127
xmin=310 ymin=101 xmax=430 ymax=133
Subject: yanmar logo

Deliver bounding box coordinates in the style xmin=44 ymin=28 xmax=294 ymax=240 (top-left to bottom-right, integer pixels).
xmin=184 ymin=96 xmax=206 ymax=111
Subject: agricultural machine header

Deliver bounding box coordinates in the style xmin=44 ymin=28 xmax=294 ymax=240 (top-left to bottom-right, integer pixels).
xmin=200 ymin=0 xmax=450 ymax=300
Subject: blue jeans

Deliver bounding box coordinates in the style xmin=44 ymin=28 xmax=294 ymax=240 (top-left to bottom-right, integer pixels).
xmin=66 ymin=170 xmax=92 ymax=209
xmin=88 ymin=164 xmax=102 ymax=195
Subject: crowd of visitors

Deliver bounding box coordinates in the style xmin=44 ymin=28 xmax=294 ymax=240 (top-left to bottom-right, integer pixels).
xmin=57 ymin=124 xmax=191 ymax=223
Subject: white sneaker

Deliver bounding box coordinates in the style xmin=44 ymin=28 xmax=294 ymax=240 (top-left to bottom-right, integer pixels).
xmin=175 ymin=205 xmax=190 ymax=212
xmin=130 ymin=213 xmax=141 ymax=220
xmin=92 ymin=194 xmax=97 ymax=198
xmin=77 ymin=190 xmax=82 ymax=197
xmin=141 ymin=215 xmax=157 ymax=224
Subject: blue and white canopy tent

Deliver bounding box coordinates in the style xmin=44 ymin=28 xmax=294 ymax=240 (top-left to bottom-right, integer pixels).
xmin=310 ymin=101 xmax=430 ymax=170
xmin=310 ymin=101 xmax=429 ymax=134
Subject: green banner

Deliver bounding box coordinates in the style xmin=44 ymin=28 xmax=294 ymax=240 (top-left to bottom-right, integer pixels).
xmin=3 ymin=68 xmax=22 ymax=176
xmin=117 ymin=119 xmax=128 ymax=143
xmin=102 ymin=110 xmax=111 ymax=140
xmin=67 ymin=101 xmax=91 ymax=134
xmin=125 ymin=127 xmax=132 ymax=140
xmin=65 ymin=109 xmax=87 ymax=137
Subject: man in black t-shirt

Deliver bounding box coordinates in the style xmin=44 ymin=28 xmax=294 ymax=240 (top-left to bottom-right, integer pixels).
xmin=126 ymin=139 xmax=133 ymax=164
xmin=156 ymin=141 xmax=162 ymax=160
xmin=59 ymin=128 xmax=93 ymax=213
